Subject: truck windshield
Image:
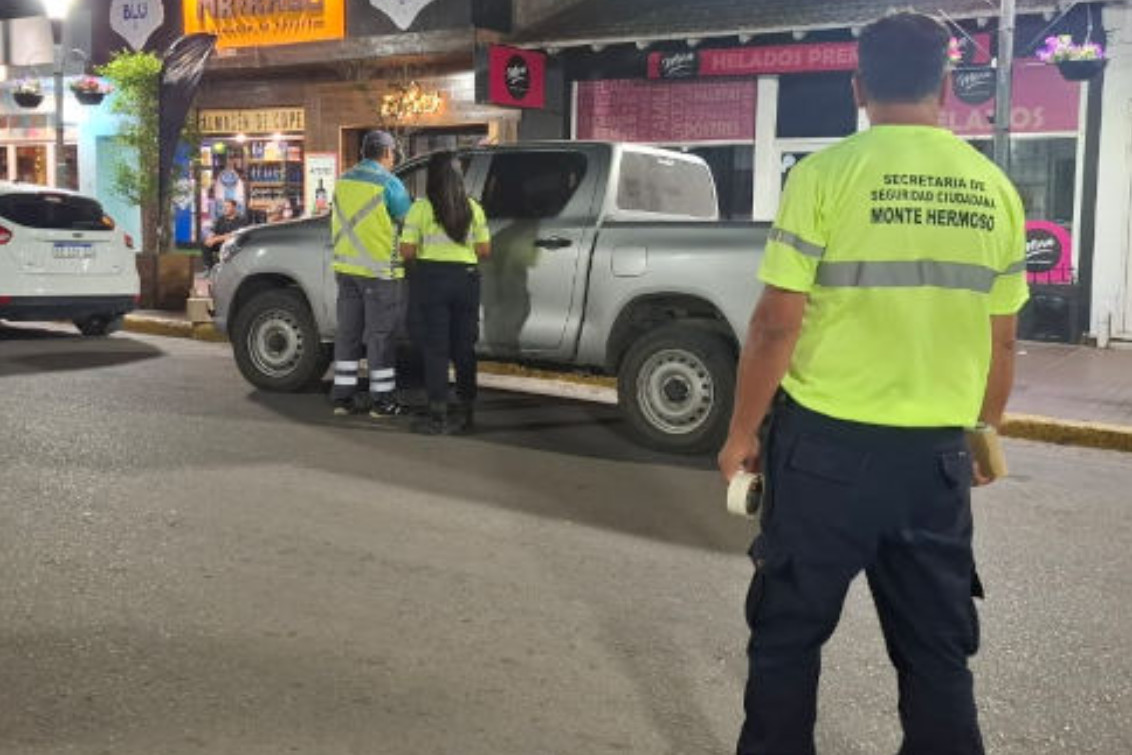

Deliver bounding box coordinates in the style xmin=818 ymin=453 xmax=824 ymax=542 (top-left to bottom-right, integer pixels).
xmin=616 ymin=152 xmax=717 ymax=219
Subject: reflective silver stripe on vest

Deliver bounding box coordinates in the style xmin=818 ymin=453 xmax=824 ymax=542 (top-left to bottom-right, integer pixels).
xmin=1001 ymin=259 xmax=1027 ymax=275
xmin=815 ymin=260 xmax=999 ymax=293
xmin=769 ymin=227 xmax=825 ymax=259
xmin=332 ymin=193 xmax=386 ymax=254
xmin=332 ymin=252 xmax=398 ymax=278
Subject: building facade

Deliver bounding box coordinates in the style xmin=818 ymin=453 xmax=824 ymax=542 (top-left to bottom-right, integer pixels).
xmin=516 ymin=0 xmax=1112 ymax=344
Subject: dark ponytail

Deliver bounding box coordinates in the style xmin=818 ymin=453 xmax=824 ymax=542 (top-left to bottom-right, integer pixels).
xmin=426 ymin=152 xmax=472 ymax=244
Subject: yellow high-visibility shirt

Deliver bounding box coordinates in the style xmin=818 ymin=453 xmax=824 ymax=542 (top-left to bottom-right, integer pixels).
xmin=401 ymin=198 xmax=490 ymax=265
xmin=760 ymin=125 xmax=1029 ymax=428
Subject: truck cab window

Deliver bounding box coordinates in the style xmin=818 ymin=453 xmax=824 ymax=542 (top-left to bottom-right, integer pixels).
xmin=481 ymin=152 xmax=588 ymax=220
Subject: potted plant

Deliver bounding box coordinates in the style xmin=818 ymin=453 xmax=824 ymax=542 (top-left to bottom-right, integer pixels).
xmin=1037 ymin=35 xmax=1107 ymax=81
xmin=12 ymin=79 xmax=43 ymax=109
xmin=70 ymin=75 xmax=113 ymax=106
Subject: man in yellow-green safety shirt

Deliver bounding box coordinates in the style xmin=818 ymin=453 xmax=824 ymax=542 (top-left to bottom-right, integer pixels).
xmin=330 ymin=130 xmax=412 ymax=418
xmin=719 ymin=13 xmax=1028 ymax=755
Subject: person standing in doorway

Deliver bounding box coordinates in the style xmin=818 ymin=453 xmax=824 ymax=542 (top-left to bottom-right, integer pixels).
xmin=330 ymin=130 xmax=412 ymax=418
xmin=718 ymin=13 xmax=1028 ymax=755
xmin=400 ymin=152 xmax=491 ymax=435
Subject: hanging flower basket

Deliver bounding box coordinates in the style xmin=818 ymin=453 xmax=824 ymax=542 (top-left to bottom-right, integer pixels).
xmin=1055 ymin=58 xmax=1107 ymax=81
xmin=12 ymin=79 xmax=43 ymax=108
xmin=70 ymin=76 xmax=113 ymax=106
xmin=14 ymin=90 xmax=44 ymax=108
xmin=74 ymin=89 xmax=106 ymax=105
xmin=1037 ymin=35 xmax=1108 ymax=82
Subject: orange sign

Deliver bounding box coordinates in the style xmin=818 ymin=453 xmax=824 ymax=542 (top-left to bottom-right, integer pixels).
xmin=183 ymin=0 xmax=344 ymax=49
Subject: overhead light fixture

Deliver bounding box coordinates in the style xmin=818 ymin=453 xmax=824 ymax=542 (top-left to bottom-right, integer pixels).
xmin=738 ymin=33 xmax=753 ymax=44
xmin=380 ymin=80 xmax=443 ymax=122
xmin=635 ymin=40 xmax=651 ymax=51
xmin=687 ymin=38 xmax=702 ymax=48
xmin=792 ymin=30 xmax=807 ymax=41
xmin=41 ymin=0 xmax=74 ymax=20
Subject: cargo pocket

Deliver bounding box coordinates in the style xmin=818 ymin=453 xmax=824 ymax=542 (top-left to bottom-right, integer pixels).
xmin=786 ymin=435 xmax=867 ymax=485
xmin=744 ymin=539 xmax=769 ymax=630
xmin=939 ymin=449 xmax=973 ymax=489
xmin=965 ymin=567 xmax=984 ymax=656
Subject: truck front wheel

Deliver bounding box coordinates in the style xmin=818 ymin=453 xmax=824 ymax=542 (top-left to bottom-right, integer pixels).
xmin=617 ymin=324 xmax=736 ymax=455
xmin=231 ymin=288 xmax=329 ymax=392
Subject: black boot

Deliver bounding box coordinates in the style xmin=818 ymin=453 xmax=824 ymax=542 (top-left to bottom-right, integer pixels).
xmin=412 ymin=402 xmax=450 ymax=435
xmin=450 ymin=400 xmax=475 ymax=434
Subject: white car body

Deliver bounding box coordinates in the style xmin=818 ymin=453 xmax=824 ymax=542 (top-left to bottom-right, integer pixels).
xmin=0 ymin=183 xmax=138 ymax=334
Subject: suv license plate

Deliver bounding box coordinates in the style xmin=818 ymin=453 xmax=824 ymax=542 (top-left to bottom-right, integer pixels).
xmin=53 ymin=243 xmax=95 ymax=260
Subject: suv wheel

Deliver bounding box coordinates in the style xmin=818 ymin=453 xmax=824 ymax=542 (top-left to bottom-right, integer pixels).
xmin=617 ymin=324 xmax=736 ymax=454
xmin=231 ymin=288 xmax=329 ymax=392
xmin=74 ymin=314 xmax=122 ymax=337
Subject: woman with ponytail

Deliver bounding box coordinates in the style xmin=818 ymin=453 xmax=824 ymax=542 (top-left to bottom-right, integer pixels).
xmin=400 ymin=152 xmax=492 ymax=435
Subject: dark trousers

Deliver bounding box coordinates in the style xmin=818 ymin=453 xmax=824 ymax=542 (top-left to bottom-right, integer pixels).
xmin=332 ymin=273 xmax=405 ymax=402
xmin=413 ymin=261 xmax=480 ymax=409
xmin=201 ymin=243 xmax=219 ymax=270
xmin=738 ymin=396 xmax=984 ymax=755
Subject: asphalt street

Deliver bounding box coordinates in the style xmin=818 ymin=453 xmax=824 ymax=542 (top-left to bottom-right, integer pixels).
xmin=1 ymin=323 xmax=1129 ymax=755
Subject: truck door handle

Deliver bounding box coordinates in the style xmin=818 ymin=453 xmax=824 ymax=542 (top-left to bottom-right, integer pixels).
xmin=534 ymin=236 xmax=572 ymax=250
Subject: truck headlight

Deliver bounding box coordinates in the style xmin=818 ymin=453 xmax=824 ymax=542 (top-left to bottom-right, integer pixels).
xmin=219 ymin=235 xmax=243 ymax=264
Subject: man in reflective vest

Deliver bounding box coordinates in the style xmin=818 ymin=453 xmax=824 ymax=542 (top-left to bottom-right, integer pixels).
xmin=330 ymin=130 xmax=412 ymax=418
xmin=719 ymin=13 xmax=1028 ymax=755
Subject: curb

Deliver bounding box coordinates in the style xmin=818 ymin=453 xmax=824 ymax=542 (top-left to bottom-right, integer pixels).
xmin=122 ymin=315 xmax=1132 ymax=454
xmin=122 ymin=314 xmax=227 ymax=343
xmin=1000 ymin=413 xmax=1132 ymax=454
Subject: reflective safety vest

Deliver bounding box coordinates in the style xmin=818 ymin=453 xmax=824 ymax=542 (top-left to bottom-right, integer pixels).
xmin=331 ymin=162 xmax=403 ymax=280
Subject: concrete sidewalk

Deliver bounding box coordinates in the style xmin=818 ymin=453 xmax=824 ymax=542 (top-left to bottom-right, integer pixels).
xmin=123 ymin=310 xmax=1132 ymax=453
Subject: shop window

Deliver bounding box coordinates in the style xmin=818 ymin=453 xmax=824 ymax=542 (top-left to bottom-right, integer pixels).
xmin=777 ymin=73 xmax=857 ymax=139
xmin=16 ymin=146 xmax=48 ymax=185
xmin=684 ymin=146 xmax=753 ymax=220
xmin=968 ymin=138 xmax=1077 ymax=225
xmin=482 ymin=151 xmax=588 ymax=220
xmin=62 ymin=144 xmax=78 ymax=191
xmin=0 ymin=148 xmax=9 ymax=182
xmin=617 ymin=150 xmax=717 ymax=219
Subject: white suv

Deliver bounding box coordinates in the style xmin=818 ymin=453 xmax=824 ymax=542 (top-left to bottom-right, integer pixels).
xmin=0 ymin=183 xmax=139 ymax=336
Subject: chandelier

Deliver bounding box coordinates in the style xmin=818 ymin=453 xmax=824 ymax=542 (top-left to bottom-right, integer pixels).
xmin=380 ymin=80 xmax=443 ymax=122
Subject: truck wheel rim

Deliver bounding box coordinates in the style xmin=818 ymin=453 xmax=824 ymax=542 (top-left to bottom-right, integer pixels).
xmin=247 ymin=308 xmax=303 ymax=378
xmin=636 ymin=348 xmax=714 ymax=436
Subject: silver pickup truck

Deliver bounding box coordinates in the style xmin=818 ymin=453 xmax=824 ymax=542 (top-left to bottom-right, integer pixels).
xmin=212 ymin=142 xmax=767 ymax=453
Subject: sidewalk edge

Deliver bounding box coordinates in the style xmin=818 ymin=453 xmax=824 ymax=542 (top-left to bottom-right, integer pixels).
xmin=123 ymin=314 xmax=226 ymax=343
xmin=121 ymin=314 xmax=1132 ymax=453
xmin=1000 ymin=413 xmax=1132 ymax=453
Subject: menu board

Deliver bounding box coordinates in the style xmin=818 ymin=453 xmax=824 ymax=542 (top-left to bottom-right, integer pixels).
xmin=576 ymin=79 xmax=757 ymax=143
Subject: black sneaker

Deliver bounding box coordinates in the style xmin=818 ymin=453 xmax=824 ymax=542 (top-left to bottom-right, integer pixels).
xmin=443 ymin=402 xmax=474 ymax=434
xmin=411 ymin=413 xmax=450 ymax=435
xmin=369 ymin=400 xmax=407 ymax=420
xmin=332 ymin=398 xmax=365 ymax=417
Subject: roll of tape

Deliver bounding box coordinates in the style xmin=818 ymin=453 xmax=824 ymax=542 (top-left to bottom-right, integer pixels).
xmin=727 ymin=472 xmax=759 ymax=518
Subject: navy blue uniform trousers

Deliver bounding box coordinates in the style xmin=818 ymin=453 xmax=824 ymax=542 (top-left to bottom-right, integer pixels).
xmin=737 ymin=396 xmax=985 ymax=755
xmin=412 ymin=261 xmax=480 ymax=408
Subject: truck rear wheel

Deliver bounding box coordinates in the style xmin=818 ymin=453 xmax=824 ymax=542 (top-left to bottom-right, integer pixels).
xmin=617 ymin=324 xmax=735 ymax=455
xmin=231 ymin=288 xmax=329 ymax=392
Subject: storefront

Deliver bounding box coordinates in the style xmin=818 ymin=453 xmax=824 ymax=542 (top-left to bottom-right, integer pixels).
xmin=512 ymin=1 xmax=1106 ymax=342
xmin=1 ymin=86 xmax=89 ymax=190
xmin=195 ymin=107 xmax=308 ymax=241
xmin=186 ymin=0 xmax=520 ymax=236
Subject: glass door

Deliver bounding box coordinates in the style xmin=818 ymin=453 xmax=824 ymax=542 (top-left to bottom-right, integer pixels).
xmin=16 ymin=145 xmax=48 ymax=185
